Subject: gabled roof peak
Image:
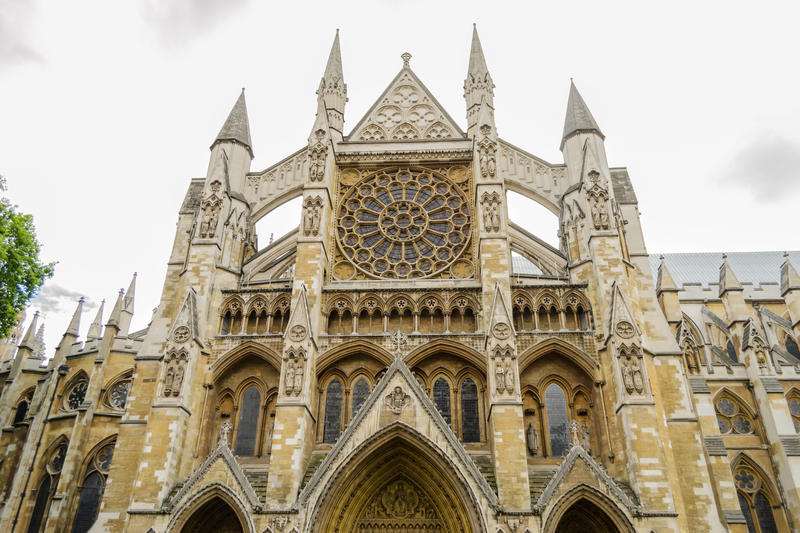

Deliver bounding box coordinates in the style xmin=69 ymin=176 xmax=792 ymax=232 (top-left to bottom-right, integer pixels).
xmin=212 ymin=89 xmax=253 ymax=158
xmin=561 ymin=80 xmax=604 ymax=149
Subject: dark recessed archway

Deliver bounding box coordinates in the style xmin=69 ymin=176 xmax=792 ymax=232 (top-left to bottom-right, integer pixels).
xmin=554 ymin=498 xmax=622 ymax=533
xmin=179 ymin=496 xmax=244 ymax=533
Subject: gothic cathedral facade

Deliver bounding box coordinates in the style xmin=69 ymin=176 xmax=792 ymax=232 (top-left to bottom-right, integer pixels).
xmin=1 ymin=28 xmax=800 ymax=533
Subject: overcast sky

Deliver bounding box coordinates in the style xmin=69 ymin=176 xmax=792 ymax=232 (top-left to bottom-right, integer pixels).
xmin=1 ymin=0 xmax=798 ymax=356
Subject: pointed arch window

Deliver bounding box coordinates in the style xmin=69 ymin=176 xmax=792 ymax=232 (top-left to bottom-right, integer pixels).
xmin=727 ymin=340 xmax=738 ymax=363
xmin=786 ymin=336 xmax=800 ymax=360
xmin=351 ymin=378 xmax=370 ymax=419
xmin=787 ymin=392 xmax=800 ymax=433
xmin=433 ymin=378 xmax=451 ymax=426
xmin=234 ymin=386 xmax=261 ymax=456
xmin=715 ymin=395 xmax=755 ymax=435
xmin=70 ymin=442 xmax=114 ymax=533
xmin=27 ymin=444 xmax=64 ymax=533
xmin=734 ymin=465 xmax=780 ymax=533
xmin=13 ymin=400 xmax=29 ymax=425
xmin=323 ymin=379 xmax=343 ymax=444
xmin=545 ymin=383 xmax=570 ymax=457
xmin=460 ymin=378 xmax=480 ymax=442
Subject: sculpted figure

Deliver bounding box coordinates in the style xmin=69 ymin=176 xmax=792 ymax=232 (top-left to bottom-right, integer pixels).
xmin=632 ymin=358 xmax=644 ymax=393
xmin=284 ymin=360 xmax=295 ymax=395
xmin=495 ymin=363 xmax=505 ymax=394
xmin=303 ymin=206 xmax=314 ymax=236
xmin=293 ymin=360 xmax=304 ymax=395
xmin=581 ymin=422 xmax=591 ymax=453
xmin=504 ymin=361 xmax=514 ymax=393
xmin=172 ymin=365 xmax=184 ymax=396
xmin=622 ymin=359 xmax=634 ymax=394
xmin=311 ymin=205 xmax=321 ymax=235
xmin=163 ymin=366 xmax=175 ymax=397
xmin=526 ymin=423 xmax=539 ymax=455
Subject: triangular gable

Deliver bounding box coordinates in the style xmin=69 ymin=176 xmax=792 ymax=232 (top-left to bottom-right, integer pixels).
xmin=607 ymin=283 xmax=641 ymax=341
xmin=533 ymin=442 xmax=640 ymax=516
xmin=298 ymin=338 xmax=497 ymax=508
xmin=347 ymin=67 xmax=465 ymax=141
xmin=168 ymin=290 xmax=202 ymax=348
xmin=285 ymin=283 xmax=315 ymax=347
xmin=486 ymin=283 xmax=515 ymax=347
xmin=163 ymin=442 xmax=261 ymax=512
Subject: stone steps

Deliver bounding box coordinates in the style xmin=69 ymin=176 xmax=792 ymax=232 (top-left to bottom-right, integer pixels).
xmin=528 ymin=467 xmax=557 ymax=504
xmin=470 ymin=454 xmax=497 ymax=494
xmin=242 ymin=467 xmax=269 ymax=503
xmin=300 ymin=452 xmax=328 ymax=492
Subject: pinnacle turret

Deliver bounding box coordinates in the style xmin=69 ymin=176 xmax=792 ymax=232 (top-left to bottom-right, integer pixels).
xmin=66 ymin=297 xmax=84 ymax=337
xmin=318 ymin=30 xmax=347 ymax=136
xmin=119 ymin=272 xmax=136 ymax=336
xmin=561 ymin=80 xmax=604 ymax=150
xmin=212 ymin=89 xmax=253 ymax=158
xmin=656 ymin=256 xmax=679 ymax=294
xmin=87 ymin=300 xmax=104 ymax=340
xmin=18 ymin=311 xmax=39 ymax=351
xmin=781 ymin=252 xmax=800 ymax=296
xmin=464 ymin=24 xmax=495 ymax=130
xmin=106 ymin=289 xmax=125 ymax=329
xmin=33 ymin=321 xmax=45 ymax=359
xmin=719 ymin=254 xmax=743 ymax=296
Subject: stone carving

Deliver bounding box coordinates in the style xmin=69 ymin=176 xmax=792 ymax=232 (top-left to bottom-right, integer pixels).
xmin=505 ymin=517 xmax=522 ymax=532
xmin=218 ymin=420 xmax=232 ymax=447
xmin=478 ymin=136 xmax=497 ymax=178
xmin=621 ymin=353 xmax=645 ymax=395
xmin=289 ymin=324 xmax=307 ymax=342
xmin=308 ymin=130 xmax=327 ymax=182
xmin=302 ymin=196 xmax=323 ymax=237
xmin=390 ymin=330 xmax=407 ymax=358
xmin=492 ymin=322 xmax=510 ymax=340
xmin=172 ymin=325 xmax=190 ymax=343
xmin=199 ymin=185 xmax=222 ymax=239
xmin=384 ymin=385 xmax=411 ymax=414
xmin=481 ymin=192 xmax=502 ymax=232
xmin=615 ymin=321 xmax=634 ymax=339
xmin=495 ymin=364 xmax=505 ymax=394
xmin=581 ymin=422 xmax=591 ymax=453
xmin=682 ymin=339 xmax=700 ymax=374
xmin=493 ymin=347 xmax=516 ymax=395
xmin=163 ymin=348 xmax=188 ymax=397
xmin=526 ymin=423 xmax=539 ymax=455
xmin=357 ymin=479 xmax=441 ymax=527
xmin=283 ymin=348 xmax=306 ymax=396
xmin=586 ymin=170 xmax=610 ymax=230
xmin=269 ymin=516 xmax=289 ymax=531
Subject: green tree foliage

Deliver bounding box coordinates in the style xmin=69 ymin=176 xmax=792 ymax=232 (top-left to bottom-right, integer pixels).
xmin=0 ymin=176 xmax=54 ymax=337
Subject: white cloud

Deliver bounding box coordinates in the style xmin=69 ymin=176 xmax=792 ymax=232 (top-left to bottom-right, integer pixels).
xmin=724 ymin=134 xmax=800 ymax=201
xmin=32 ymin=284 xmax=96 ymax=315
xmin=0 ymin=0 xmax=43 ymax=67
xmin=139 ymin=0 xmax=250 ymax=45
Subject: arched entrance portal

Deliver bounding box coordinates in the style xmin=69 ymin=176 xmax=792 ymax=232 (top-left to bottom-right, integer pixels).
xmin=311 ymin=429 xmax=482 ymax=532
xmin=179 ymin=496 xmax=244 ymax=533
xmin=553 ymin=499 xmax=624 ymax=533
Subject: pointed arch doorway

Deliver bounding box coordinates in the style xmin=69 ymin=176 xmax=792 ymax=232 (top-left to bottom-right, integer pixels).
xmin=310 ymin=428 xmax=483 ymax=532
xmin=553 ymin=499 xmax=621 ymax=533
xmin=179 ymin=496 xmax=245 ymax=533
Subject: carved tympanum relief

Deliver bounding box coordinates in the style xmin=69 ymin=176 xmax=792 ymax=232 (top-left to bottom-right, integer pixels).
xmin=384 ymin=385 xmax=411 ymax=414
xmin=355 ymin=478 xmax=442 ymax=529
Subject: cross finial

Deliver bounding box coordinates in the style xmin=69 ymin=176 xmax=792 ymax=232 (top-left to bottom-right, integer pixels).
xmin=390 ymin=330 xmax=407 ymax=359
xmin=401 ymin=52 xmax=411 ymax=68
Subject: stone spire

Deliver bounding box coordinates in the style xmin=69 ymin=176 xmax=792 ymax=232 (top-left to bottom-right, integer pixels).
xmin=212 ymin=89 xmax=253 ymax=158
xmin=87 ymin=299 xmax=104 ymax=340
xmin=18 ymin=311 xmax=39 ymax=351
xmin=719 ymin=254 xmax=743 ymax=296
xmin=66 ymin=297 xmax=84 ymax=337
xmin=106 ymin=289 xmax=125 ymax=329
xmin=318 ymin=30 xmax=346 ymax=135
xmin=465 ymin=24 xmax=495 ymax=129
xmin=119 ymin=273 xmax=136 ymax=336
xmin=561 ymin=80 xmax=604 ymax=150
xmin=33 ymin=321 xmax=46 ymax=359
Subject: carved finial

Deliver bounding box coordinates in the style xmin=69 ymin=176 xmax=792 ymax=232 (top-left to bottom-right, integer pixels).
xmin=389 ymin=330 xmax=407 ymax=359
xmin=218 ymin=420 xmax=233 ymax=448
xmin=401 ymin=52 xmax=411 ymax=68
xmin=570 ymin=420 xmax=581 ymax=447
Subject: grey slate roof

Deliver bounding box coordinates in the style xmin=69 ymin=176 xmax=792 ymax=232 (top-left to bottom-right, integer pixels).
xmin=561 ymin=81 xmax=604 ymax=146
xmin=649 ymin=251 xmax=800 ymax=289
xmin=214 ymin=90 xmax=252 ymax=156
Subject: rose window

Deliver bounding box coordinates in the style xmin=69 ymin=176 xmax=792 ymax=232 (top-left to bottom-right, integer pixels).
xmin=66 ymin=381 xmax=88 ymax=410
xmin=337 ymin=168 xmax=471 ymax=279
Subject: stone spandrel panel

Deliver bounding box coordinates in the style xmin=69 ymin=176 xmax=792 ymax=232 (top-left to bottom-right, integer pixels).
xmin=330 ymin=165 xmax=477 ymax=282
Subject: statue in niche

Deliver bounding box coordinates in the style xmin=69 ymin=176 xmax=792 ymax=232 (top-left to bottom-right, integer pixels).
xmin=581 ymin=422 xmax=591 ymax=454
xmin=495 ymin=362 xmax=505 ymax=394
xmin=172 ymin=365 xmax=184 ymax=396
xmin=622 ymin=358 xmax=635 ymax=394
xmin=631 ymin=357 xmax=644 ymax=393
xmin=302 ymin=197 xmax=322 ymax=236
xmin=591 ymin=197 xmax=609 ymax=230
xmin=308 ymin=130 xmax=327 ymax=182
xmin=163 ymin=366 xmax=175 ymax=397
xmin=478 ymin=138 xmax=496 ymax=178
xmin=293 ymin=359 xmax=304 ymax=394
xmin=504 ymin=361 xmax=514 ymax=393
xmin=284 ymin=360 xmax=295 ymax=395
xmin=311 ymin=204 xmax=321 ymax=234
xmin=526 ymin=423 xmax=539 ymax=455
xmin=199 ymin=199 xmax=220 ymax=238
xmin=481 ymin=193 xmax=502 ymax=232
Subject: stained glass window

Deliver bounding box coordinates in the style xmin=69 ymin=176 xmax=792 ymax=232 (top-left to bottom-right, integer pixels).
xmin=433 ymin=378 xmax=451 ymax=426
xmin=546 ymin=383 xmax=570 ymax=457
xmin=66 ymin=381 xmax=88 ymax=410
xmin=108 ymin=381 xmax=130 ymax=410
xmin=789 ymin=395 xmax=800 ymax=433
xmin=754 ymin=492 xmax=778 ymax=533
xmin=786 ymin=336 xmax=800 ymax=360
xmin=351 ymin=378 xmax=370 ymax=419
xmin=13 ymin=400 xmax=28 ymax=424
xmin=234 ymin=386 xmax=261 ymax=456
xmin=460 ymin=378 xmax=480 ymax=442
xmin=727 ymin=340 xmax=738 ymax=363
xmin=323 ymin=379 xmax=343 ymax=444
xmin=716 ymin=396 xmax=754 ymax=435
xmin=70 ymin=471 xmax=104 ymax=533
xmin=738 ymin=492 xmax=757 ymax=533
xmin=27 ymin=475 xmax=51 ymax=533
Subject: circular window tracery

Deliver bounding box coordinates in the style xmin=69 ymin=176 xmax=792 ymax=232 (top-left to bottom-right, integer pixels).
xmin=337 ymin=168 xmax=471 ymax=279
xmin=66 ymin=381 xmax=88 ymax=411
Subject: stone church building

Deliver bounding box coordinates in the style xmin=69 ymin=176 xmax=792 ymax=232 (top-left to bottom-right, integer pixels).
xmin=1 ymin=27 xmax=800 ymax=533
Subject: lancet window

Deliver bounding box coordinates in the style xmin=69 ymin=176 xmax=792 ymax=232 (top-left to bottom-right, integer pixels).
xmin=12 ymin=389 xmax=33 ymax=425
xmin=715 ymin=394 xmax=755 ymax=435
xmin=727 ymin=340 xmax=739 ymax=363
xmin=351 ymin=377 xmax=370 ymax=418
xmin=787 ymin=391 xmax=800 ymax=433
xmin=327 ymin=300 xmax=353 ymax=335
xmin=460 ymin=378 xmax=480 ymax=442
xmin=70 ymin=441 xmax=114 ymax=533
xmin=245 ymin=299 xmax=268 ymax=334
xmin=26 ymin=443 xmax=66 ymax=533
xmin=220 ymin=299 xmax=243 ymax=335
xmin=734 ymin=463 xmax=780 ymax=533
xmin=545 ymin=383 xmax=570 ymax=457
xmin=786 ymin=335 xmax=800 ymax=360
xmin=323 ymin=379 xmax=344 ymax=444
xmin=270 ymin=300 xmax=290 ymax=334
xmin=433 ymin=378 xmax=452 ymax=426
xmin=234 ymin=385 xmax=262 ymax=456
xmin=513 ymin=295 xmax=534 ymax=332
